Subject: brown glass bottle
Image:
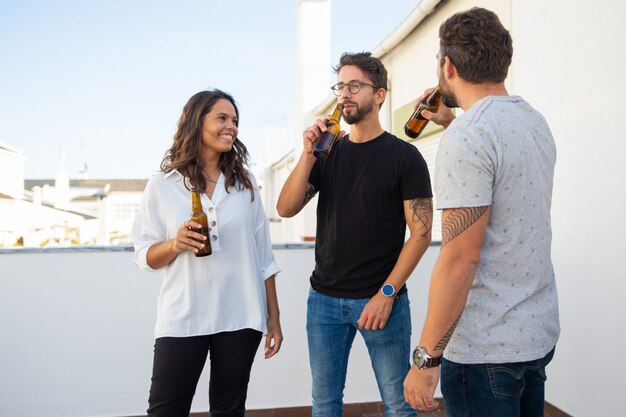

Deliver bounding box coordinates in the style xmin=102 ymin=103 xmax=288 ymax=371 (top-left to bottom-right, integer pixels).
xmin=190 ymin=190 xmax=212 ymax=257
xmin=313 ymin=103 xmax=343 ymax=159
xmin=404 ymin=86 xmax=442 ymax=139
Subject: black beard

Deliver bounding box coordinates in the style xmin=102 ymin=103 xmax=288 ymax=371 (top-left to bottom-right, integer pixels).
xmin=442 ymin=91 xmax=459 ymax=108
xmin=342 ymin=100 xmax=375 ymax=125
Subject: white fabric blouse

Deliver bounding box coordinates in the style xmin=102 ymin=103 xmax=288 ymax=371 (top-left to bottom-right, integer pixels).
xmin=132 ymin=169 xmax=280 ymax=339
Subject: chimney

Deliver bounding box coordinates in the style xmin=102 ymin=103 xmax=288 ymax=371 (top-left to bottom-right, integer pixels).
xmin=296 ymin=0 xmax=332 ymax=156
xmin=292 ymin=0 xmax=332 ymax=242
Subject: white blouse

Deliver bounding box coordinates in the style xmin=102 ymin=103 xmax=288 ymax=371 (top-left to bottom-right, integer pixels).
xmin=132 ymin=169 xmax=280 ymax=339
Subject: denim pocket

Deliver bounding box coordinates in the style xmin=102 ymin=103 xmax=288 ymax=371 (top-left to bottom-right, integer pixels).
xmin=486 ymin=363 xmax=526 ymax=398
xmin=487 ymin=360 xmax=550 ymax=399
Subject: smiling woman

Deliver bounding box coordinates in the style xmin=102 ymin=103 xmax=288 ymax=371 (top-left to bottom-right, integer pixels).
xmin=131 ymin=89 xmax=283 ymax=417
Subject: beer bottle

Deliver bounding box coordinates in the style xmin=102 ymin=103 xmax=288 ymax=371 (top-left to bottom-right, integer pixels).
xmin=313 ymin=103 xmax=343 ymax=159
xmin=404 ymin=86 xmax=442 ymax=139
xmin=190 ymin=190 xmax=212 ymax=257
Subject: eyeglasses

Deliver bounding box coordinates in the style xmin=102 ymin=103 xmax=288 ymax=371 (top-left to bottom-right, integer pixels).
xmin=330 ymin=81 xmax=379 ymax=96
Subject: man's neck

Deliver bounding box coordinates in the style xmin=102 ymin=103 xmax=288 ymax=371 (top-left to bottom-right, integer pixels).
xmin=458 ymin=82 xmax=509 ymax=111
xmin=347 ymin=114 xmax=385 ymax=143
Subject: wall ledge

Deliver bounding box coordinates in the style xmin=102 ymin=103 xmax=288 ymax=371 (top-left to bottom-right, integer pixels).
xmin=0 ymin=241 xmax=442 ymax=255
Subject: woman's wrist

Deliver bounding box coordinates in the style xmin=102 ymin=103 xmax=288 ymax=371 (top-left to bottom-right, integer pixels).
xmin=170 ymin=238 xmax=181 ymax=254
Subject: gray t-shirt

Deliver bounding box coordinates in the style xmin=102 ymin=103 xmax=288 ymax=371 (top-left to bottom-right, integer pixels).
xmin=435 ymin=95 xmax=560 ymax=364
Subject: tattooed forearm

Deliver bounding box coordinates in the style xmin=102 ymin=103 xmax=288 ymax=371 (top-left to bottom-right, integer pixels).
xmin=410 ymin=198 xmax=433 ymax=239
xmin=434 ymin=314 xmax=461 ymax=352
xmin=300 ymin=183 xmax=318 ymax=210
xmin=441 ymin=206 xmax=488 ymax=245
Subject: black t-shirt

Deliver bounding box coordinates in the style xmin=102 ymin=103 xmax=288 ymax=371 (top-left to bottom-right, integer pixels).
xmin=308 ymin=131 xmax=432 ymax=299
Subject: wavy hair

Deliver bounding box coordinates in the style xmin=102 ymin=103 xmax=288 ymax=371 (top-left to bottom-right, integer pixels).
xmin=160 ymin=89 xmax=254 ymax=201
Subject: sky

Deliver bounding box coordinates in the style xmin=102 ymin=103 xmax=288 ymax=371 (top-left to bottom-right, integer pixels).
xmin=0 ymin=0 xmax=420 ymax=179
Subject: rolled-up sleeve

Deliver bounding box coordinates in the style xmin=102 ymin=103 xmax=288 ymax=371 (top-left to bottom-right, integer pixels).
xmin=132 ymin=178 xmax=165 ymax=272
xmin=251 ymin=179 xmax=280 ymax=280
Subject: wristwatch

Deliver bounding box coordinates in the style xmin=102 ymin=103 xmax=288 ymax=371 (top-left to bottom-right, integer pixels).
xmin=380 ymin=283 xmax=396 ymax=298
xmin=412 ymin=346 xmax=442 ymax=369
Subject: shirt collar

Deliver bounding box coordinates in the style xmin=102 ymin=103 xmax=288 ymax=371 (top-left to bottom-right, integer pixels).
xmin=164 ymin=169 xmax=183 ymax=180
xmin=163 ymin=168 xmax=226 ymax=185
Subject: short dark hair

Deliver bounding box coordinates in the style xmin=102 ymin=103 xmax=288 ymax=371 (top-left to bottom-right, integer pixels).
xmin=333 ymin=52 xmax=388 ymax=91
xmin=439 ymin=7 xmax=513 ymax=83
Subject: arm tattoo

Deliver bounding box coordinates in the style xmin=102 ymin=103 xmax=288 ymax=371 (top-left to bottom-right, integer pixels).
xmin=441 ymin=206 xmax=488 ymax=246
xmin=300 ymin=183 xmax=318 ymax=210
xmin=410 ymin=198 xmax=433 ymax=239
xmin=434 ymin=314 xmax=461 ymax=352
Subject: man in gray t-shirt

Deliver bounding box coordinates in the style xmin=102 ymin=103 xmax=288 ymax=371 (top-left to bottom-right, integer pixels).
xmin=436 ymin=95 xmax=559 ymax=364
xmin=404 ymin=8 xmax=559 ymax=417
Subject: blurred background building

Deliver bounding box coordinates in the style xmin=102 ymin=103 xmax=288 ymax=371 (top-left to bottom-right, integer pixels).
xmin=0 ymin=143 xmax=146 ymax=247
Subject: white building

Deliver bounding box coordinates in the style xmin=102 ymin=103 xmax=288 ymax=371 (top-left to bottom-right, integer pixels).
xmin=0 ymin=143 xmax=97 ymax=247
xmin=0 ymin=142 xmax=25 ymax=199
xmin=0 ymin=142 xmax=147 ymax=246
xmin=260 ymin=0 xmax=626 ymax=416
xmin=24 ymin=178 xmax=148 ymax=245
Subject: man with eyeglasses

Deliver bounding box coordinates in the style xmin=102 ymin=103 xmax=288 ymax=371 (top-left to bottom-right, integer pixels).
xmin=277 ymin=52 xmax=432 ymax=417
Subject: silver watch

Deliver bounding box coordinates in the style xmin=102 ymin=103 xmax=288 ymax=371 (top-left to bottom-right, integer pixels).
xmin=412 ymin=346 xmax=442 ymax=369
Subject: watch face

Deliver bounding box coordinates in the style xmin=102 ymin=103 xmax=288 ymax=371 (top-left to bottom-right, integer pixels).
xmin=381 ymin=284 xmax=395 ymax=297
xmin=413 ymin=347 xmax=426 ymax=367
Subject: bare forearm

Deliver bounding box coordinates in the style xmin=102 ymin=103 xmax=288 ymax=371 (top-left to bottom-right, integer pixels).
xmin=356 ymin=197 xmax=432 ymax=331
xmin=264 ymin=275 xmax=280 ymax=320
xmin=419 ymin=206 xmax=490 ymax=355
xmin=386 ymin=234 xmax=431 ymax=289
xmin=276 ymin=152 xmax=317 ymax=217
xmin=419 ymin=255 xmax=475 ymax=354
xmin=146 ymin=239 xmax=180 ymax=269
xmin=385 ymin=197 xmax=433 ymax=288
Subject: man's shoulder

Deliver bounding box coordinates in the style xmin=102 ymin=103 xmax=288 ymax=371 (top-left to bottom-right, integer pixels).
xmin=379 ymin=131 xmax=406 ymax=144
xmin=464 ymin=95 xmax=531 ymax=126
xmin=377 ymin=131 xmax=422 ymax=154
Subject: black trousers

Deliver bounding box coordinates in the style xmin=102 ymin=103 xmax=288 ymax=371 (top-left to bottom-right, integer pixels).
xmin=147 ymin=329 xmax=262 ymax=417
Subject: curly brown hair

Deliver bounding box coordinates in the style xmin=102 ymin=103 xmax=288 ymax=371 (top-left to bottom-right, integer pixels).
xmin=160 ymin=89 xmax=254 ymax=201
xmin=439 ymin=7 xmax=513 ymax=83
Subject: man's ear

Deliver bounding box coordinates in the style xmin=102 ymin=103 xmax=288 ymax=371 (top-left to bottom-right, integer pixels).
xmin=442 ymin=56 xmax=457 ymax=81
xmin=376 ymin=87 xmax=387 ymax=107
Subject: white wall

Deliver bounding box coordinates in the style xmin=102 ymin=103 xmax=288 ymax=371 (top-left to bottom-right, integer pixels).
xmin=373 ymin=0 xmax=626 ymax=414
xmin=510 ymin=1 xmax=626 ymax=416
xmin=0 ymin=144 xmax=25 ymax=199
xmin=0 ymin=246 xmax=439 ymax=417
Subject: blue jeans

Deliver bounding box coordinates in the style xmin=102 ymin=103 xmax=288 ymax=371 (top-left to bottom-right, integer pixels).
xmin=306 ymin=288 xmax=417 ymax=417
xmin=441 ymin=347 xmax=556 ymax=417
